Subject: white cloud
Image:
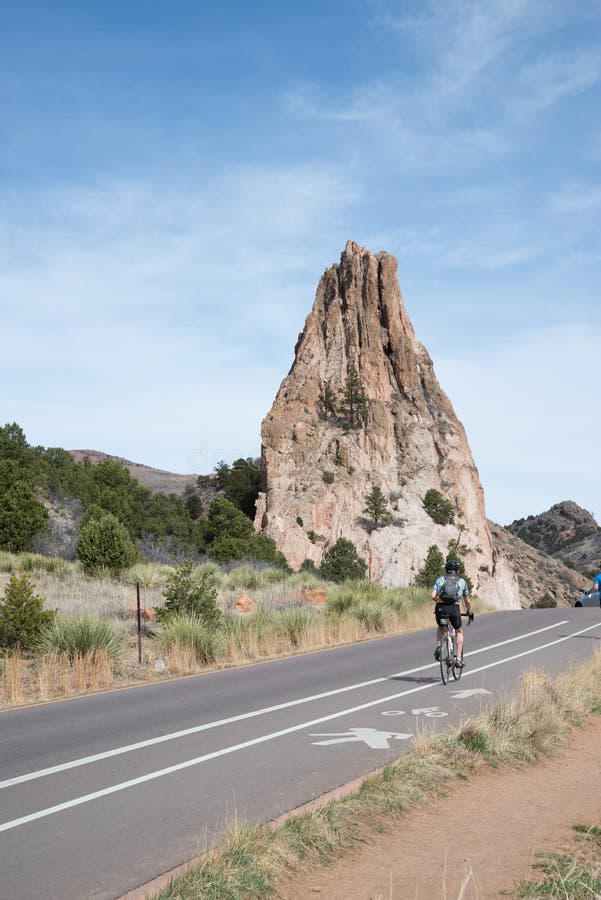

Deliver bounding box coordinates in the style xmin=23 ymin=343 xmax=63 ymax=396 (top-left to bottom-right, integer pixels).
xmin=518 ymin=48 xmax=601 ymax=112
xmin=0 ymin=163 xmax=359 ymax=470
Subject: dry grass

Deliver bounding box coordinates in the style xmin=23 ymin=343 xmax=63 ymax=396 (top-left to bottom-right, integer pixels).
xmin=1 ymin=649 xmax=115 ymax=704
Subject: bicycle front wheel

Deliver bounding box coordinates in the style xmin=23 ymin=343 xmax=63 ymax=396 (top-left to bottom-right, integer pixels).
xmin=451 ymin=655 xmax=462 ymax=681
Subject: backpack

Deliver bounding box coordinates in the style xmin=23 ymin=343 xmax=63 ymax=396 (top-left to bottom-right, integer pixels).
xmin=439 ymin=573 xmax=460 ymax=602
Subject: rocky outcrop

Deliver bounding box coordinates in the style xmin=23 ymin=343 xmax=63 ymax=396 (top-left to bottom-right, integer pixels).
xmin=507 ymin=501 xmax=599 ymax=558
xmin=488 ymin=520 xmax=590 ymax=607
xmin=255 ymin=241 xmax=521 ymax=609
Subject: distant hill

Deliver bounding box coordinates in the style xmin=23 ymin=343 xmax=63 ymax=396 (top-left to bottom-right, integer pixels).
xmin=506 ymin=501 xmax=600 ymax=574
xmin=69 ymin=449 xmax=202 ymax=496
xmin=489 ymin=520 xmax=590 ymax=608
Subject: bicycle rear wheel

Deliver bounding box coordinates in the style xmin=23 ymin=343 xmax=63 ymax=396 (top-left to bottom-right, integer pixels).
xmin=439 ymin=634 xmax=451 ymax=684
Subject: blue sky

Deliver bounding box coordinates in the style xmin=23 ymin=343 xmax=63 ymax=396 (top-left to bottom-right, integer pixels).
xmin=1 ymin=0 xmax=600 ymax=526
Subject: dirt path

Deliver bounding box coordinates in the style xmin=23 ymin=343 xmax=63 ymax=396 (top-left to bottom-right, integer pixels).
xmin=280 ymin=716 xmax=601 ymax=899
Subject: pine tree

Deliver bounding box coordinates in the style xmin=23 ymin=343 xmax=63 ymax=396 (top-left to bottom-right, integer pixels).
xmin=76 ymin=513 xmax=137 ymax=574
xmin=363 ymin=485 xmax=392 ymax=529
xmin=414 ymin=545 xmax=446 ymax=587
xmin=339 ymin=369 xmax=368 ymax=429
xmin=0 ymin=570 xmax=55 ymax=650
xmin=317 ymin=381 xmax=338 ymax=420
xmin=320 ymin=538 xmax=367 ymax=583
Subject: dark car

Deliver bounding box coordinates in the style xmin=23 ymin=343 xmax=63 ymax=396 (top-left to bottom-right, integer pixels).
xmin=574 ymin=590 xmax=601 ymax=608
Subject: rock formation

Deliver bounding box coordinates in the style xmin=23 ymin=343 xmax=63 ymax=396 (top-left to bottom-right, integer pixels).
xmin=255 ymin=241 xmax=521 ymax=609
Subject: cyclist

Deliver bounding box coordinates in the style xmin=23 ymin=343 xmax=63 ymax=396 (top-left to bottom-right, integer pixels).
xmin=432 ymin=558 xmax=472 ymax=667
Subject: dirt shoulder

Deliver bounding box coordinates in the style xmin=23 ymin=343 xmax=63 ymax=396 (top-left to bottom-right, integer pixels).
xmin=280 ymin=716 xmax=601 ymax=900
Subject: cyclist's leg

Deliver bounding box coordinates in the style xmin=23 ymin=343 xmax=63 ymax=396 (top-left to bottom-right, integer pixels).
xmin=455 ymin=626 xmax=464 ymax=662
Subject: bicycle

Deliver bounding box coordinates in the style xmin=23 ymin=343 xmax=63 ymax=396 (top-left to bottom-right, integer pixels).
xmin=437 ymin=611 xmax=473 ymax=684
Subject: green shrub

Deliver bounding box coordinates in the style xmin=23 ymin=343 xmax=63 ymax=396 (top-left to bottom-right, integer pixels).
xmin=423 ymin=489 xmax=455 ymax=526
xmin=322 ymin=471 xmax=335 ymax=484
xmin=37 ymin=614 xmax=124 ymax=660
xmin=158 ymin=613 xmax=223 ymax=663
xmin=77 ymin=512 xmax=137 ymax=574
xmin=320 ymin=538 xmax=367 ymax=583
xmin=157 ymin=560 xmax=222 ymax=628
xmin=296 ymin=516 xmax=304 ymax=527
xmin=0 ymin=570 xmax=55 ymax=651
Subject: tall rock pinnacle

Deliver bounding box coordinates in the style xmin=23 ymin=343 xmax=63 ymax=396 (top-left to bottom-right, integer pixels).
xmin=255 ymin=241 xmax=520 ymax=608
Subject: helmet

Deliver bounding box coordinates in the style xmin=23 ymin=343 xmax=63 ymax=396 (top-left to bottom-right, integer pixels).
xmin=445 ymin=559 xmax=461 ymax=573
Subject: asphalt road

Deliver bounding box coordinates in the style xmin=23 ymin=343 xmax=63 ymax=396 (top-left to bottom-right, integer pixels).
xmin=1 ymin=607 xmax=600 ymax=899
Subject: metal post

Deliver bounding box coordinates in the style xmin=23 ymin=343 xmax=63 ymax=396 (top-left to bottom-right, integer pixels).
xmin=136 ymin=581 xmax=142 ymax=664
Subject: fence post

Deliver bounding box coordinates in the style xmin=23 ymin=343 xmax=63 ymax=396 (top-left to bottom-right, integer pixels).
xmin=136 ymin=581 xmax=142 ymax=664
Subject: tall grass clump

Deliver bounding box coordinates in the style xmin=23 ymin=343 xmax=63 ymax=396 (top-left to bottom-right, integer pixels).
xmin=37 ymin=614 xmax=124 ymax=661
xmin=326 ymin=590 xmax=356 ymax=616
xmin=158 ymin=613 xmax=224 ymax=664
xmin=277 ymin=608 xmax=315 ymax=647
xmin=352 ymin=602 xmax=386 ymax=632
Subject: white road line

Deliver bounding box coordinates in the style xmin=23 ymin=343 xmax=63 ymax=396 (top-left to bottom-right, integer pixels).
xmin=0 ymin=619 xmax=567 ymax=791
xmin=0 ymin=618 xmax=598 ymax=835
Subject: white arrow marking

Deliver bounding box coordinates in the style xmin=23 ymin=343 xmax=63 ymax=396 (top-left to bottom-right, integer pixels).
xmin=451 ymin=689 xmax=492 ymax=699
xmin=412 ymin=707 xmax=448 ymax=718
xmin=310 ymin=727 xmax=412 ymax=749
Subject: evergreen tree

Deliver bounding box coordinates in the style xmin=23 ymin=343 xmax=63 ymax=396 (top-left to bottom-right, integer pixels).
xmin=225 ymin=458 xmax=262 ymax=519
xmin=339 ymin=369 xmax=368 ymax=429
xmin=0 ymin=570 xmax=55 ymax=650
xmin=77 ymin=513 xmax=137 ymax=574
xmin=317 ymin=381 xmax=338 ymax=420
xmin=0 ymin=461 xmax=48 ymax=552
xmin=206 ymin=496 xmax=254 ymax=542
xmin=320 ymin=538 xmax=367 ymax=583
xmin=414 ymin=545 xmax=446 ymax=587
xmin=423 ymin=489 xmax=455 ymax=525
xmin=363 ymin=485 xmax=392 ymax=529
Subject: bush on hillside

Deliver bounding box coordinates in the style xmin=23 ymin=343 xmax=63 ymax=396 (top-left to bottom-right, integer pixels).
xmin=0 ymin=570 xmax=55 ymax=651
xmin=423 ymin=489 xmax=455 ymax=526
xmin=156 ymin=560 xmax=222 ymax=628
xmin=320 ymin=538 xmax=367 ymax=583
xmin=77 ymin=512 xmax=137 ymax=575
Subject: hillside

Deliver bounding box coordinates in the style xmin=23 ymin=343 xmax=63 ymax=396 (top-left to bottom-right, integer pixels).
xmin=488 ymin=520 xmax=589 ymax=608
xmin=507 ymin=501 xmax=600 ymax=574
xmin=69 ymin=449 xmax=199 ymax=496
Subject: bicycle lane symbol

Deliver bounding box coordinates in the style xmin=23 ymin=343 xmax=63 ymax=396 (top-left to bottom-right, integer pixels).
xmin=309 ymin=728 xmax=412 ymax=749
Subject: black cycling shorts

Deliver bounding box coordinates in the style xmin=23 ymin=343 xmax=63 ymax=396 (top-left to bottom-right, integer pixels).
xmin=435 ymin=602 xmax=462 ymax=630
